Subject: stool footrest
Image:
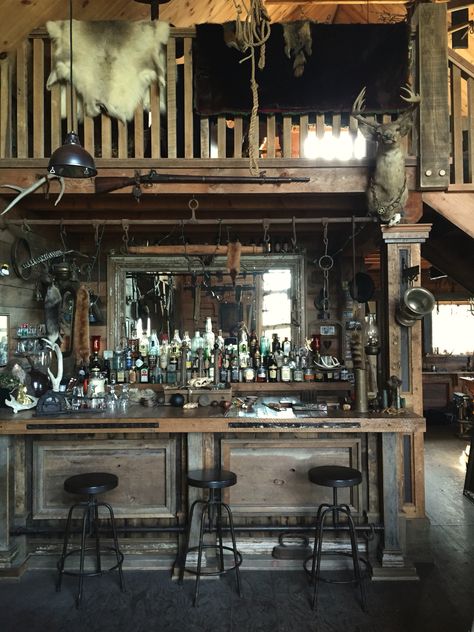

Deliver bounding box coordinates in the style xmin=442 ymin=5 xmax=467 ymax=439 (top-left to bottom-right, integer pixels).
xmin=183 ymin=544 xmax=242 ymax=576
xmin=58 ymin=546 xmax=124 ymax=578
xmin=304 ymin=552 xmax=370 ymax=584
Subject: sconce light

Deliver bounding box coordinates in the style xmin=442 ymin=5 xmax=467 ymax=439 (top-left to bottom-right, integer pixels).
xmin=395 ymin=287 xmax=435 ymax=327
xmin=0 ymin=263 xmax=10 ymax=277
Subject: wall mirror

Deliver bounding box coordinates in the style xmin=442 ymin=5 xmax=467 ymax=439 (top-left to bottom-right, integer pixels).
xmin=0 ymin=314 xmax=9 ymax=366
xmin=107 ymin=254 xmax=306 ymax=350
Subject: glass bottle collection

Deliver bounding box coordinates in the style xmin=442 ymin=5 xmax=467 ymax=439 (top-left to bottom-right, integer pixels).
xmin=79 ymin=318 xmax=344 ymax=389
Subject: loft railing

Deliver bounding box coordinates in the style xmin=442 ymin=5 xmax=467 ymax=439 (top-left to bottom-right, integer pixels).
xmin=0 ymin=27 xmax=416 ymax=166
xmin=448 ymin=48 xmax=474 ymax=188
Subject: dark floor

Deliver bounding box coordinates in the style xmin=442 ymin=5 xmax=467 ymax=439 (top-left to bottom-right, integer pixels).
xmin=0 ymin=425 xmax=473 ymax=632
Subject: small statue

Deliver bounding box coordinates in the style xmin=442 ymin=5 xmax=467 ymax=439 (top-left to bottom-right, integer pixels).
xmin=5 ymin=385 xmax=38 ymax=413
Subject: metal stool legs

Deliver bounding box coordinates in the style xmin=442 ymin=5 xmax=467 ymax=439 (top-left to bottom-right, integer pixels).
xmin=310 ymin=490 xmax=367 ymax=613
xmin=179 ymin=488 xmax=242 ymax=606
xmin=56 ymin=495 xmax=125 ymax=607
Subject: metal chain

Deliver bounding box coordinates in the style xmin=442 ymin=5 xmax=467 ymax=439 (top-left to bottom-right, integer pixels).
xmin=318 ymin=221 xmax=333 ymax=315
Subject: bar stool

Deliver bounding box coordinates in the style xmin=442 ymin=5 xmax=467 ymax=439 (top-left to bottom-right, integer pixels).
xmin=179 ymin=468 xmax=243 ymax=606
xmin=305 ymin=465 xmax=367 ymax=612
xmin=56 ymin=472 xmax=125 ymax=607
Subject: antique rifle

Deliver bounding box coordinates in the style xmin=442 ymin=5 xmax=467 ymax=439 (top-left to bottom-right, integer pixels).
xmin=95 ymin=169 xmax=310 ymax=197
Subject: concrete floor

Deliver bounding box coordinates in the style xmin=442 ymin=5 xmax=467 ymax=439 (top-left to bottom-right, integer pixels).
xmin=0 ymin=424 xmax=473 ymax=632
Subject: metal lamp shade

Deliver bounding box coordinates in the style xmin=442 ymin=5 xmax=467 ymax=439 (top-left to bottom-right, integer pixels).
xmin=395 ymin=287 xmax=436 ymax=326
xmin=48 ymin=132 xmax=97 ymax=178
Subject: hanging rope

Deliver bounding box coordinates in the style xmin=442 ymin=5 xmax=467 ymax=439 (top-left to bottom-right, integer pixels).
xmin=231 ymin=0 xmax=271 ymax=175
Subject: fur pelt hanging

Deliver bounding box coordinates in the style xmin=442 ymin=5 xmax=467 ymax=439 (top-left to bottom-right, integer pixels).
xmin=73 ymin=284 xmax=90 ymax=366
xmin=227 ymin=241 xmax=242 ymax=286
xmin=282 ymin=21 xmax=312 ymax=78
xmin=44 ymin=283 xmax=62 ymax=345
xmin=46 ymin=19 xmax=170 ymax=122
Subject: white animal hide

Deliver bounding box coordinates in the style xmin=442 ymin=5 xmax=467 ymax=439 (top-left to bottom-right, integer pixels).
xmin=46 ymin=20 xmax=170 ymax=122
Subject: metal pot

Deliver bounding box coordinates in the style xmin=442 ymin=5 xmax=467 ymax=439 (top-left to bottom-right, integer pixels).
xmin=395 ymin=287 xmax=435 ymax=326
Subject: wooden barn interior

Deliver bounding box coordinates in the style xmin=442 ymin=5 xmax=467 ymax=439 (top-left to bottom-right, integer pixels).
xmin=0 ymin=1 xmax=473 ymax=630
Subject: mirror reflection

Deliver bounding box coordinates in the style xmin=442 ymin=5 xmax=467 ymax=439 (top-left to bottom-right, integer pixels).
xmin=0 ymin=315 xmax=9 ymax=366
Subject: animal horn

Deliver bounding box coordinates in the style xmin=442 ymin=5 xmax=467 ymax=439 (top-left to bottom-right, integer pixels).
xmin=0 ymin=174 xmax=65 ymax=216
xmin=400 ymin=83 xmax=421 ymax=105
xmin=351 ymin=86 xmax=377 ymax=129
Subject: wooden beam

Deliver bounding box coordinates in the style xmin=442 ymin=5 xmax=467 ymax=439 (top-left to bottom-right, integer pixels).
xmin=265 ymin=0 xmax=411 ymax=4
xmin=423 ymin=191 xmax=474 ymax=239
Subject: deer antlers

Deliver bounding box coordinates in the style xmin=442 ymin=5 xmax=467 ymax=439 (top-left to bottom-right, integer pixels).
xmin=351 ymin=83 xmax=420 ymax=126
xmin=0 ymin=174 xmax=65 ymax=216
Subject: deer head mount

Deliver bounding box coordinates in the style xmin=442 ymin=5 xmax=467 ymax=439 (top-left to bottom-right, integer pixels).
xmin=352 ymin=84 xmax=420 ymax=226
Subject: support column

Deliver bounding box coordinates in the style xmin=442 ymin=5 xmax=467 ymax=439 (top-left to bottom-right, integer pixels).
xmin=380 ymin=224 xmax=431 ymax=520
xmin=0 ymin=435 xmax=23 ymax=575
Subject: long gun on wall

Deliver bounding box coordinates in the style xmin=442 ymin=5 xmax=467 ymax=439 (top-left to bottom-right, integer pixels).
xmin=95 ymin=169 xmax=310 ymax=200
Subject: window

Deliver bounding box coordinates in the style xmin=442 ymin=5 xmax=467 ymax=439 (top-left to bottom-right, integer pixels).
xmin=431 ymin=303 xmax=474 ymax=355
xmin=262 ymin=269 xmax=292 ymax=343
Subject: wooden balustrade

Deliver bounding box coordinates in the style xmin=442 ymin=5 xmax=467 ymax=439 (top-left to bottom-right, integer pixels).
xmin=0 ymin=26 xmax=423 ymax=169
xmin=448 ymin=48 xmax=474 ymax=187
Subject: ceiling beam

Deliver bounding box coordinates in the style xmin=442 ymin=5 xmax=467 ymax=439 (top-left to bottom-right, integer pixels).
xmin=265 ymin=0 xmax=415 ymax=5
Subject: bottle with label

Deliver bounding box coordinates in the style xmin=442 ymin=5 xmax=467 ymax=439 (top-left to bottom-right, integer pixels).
xmin=249 ymin=330 xmax=258 ymax=358
xmin=293 ymin=355 xmax=304 ymax=382
xmin=139 ymin=331 xmax=149 ymax=358
xmin=114 ymin=348 xmax=125 ymax=384
xmin=203 ymin=317 xmax=215 ymax=352
xmin=280 ymin=356 xmax=292 ymax=382
xmin=216 ymin=329 xmax=225 ymax=351
xmin=256 ymin=364 xmax=268 ymax=382
xmin=282 ymin=337 xmax=291 ymax=357
xmin=268 ymin=356 xmax=278 ymax=382
xmin=170 ymin=329 xmax=182 ymax=355
xmin=167 ymin=352 xmax=178 ymax=385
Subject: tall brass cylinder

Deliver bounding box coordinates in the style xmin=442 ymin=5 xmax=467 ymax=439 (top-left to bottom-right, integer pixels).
xmin=354 ymin=368 xmax=369 ymax=413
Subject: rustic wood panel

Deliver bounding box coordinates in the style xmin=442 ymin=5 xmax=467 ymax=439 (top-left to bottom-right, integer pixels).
xmin=451 ymin=64 xmax=464 ymax=184
xmin=16 ymin=41 xmax=28 ymax=158
xmin=32 ymin=439 xmax=177 ymax=519
xmin=266 ymin=115 xmax=276 ymax=159
xmin=183 ymin=38 xmax=193 ymax=159
xmin=468 ymin=78 xmax=474 ymax=182
xmin=417 ymin=3 xmax=450 ymax=188
xmin=166 ymin=37 xmax=177 ymax=159
xmin=32 ymin=39 xmax=44 ymax=158
xmin=83 ymin=116 xmax=94 ymax=156
xmin=149 ymin=83 xmax=161 ymax=159
xmin=217 ymin=115 xmax=226 ymax=159
xmin=134 ymin=106 xmax=144 ymax=159
xmin=220 ymin=438 xmax=362 ymax=515
xmin=200 ymin=118 xmax=209 ymax=158
xmin=0 ymin=56 xmax=10 ymax=158
xmin=101 ymin=114 xmax=112 ymax=159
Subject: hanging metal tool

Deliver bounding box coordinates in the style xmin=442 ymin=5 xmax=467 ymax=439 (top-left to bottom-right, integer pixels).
xmin=317 ymin=221 xmax=333 ymax=320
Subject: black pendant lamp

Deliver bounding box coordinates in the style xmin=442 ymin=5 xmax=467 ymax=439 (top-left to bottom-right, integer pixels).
xmin=48 ymin=0 xmax=96 ymax=178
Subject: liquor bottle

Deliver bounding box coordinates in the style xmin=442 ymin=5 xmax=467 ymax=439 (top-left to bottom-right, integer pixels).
xmin=167 ymin=352 xmax=178 ymax=385
xmin=281 ymin=356 xmax=292 ymax=382
xmin=114 ymin=348 xmax=125 ymax=384
xmin=230 ymin=351 xmax=240 ymax=383
xmin=271 ymin=333 xmax=281 ymax=353
xmin=139 ymin=330 xmax=149 ymax=358
xmin=292 ymin=354 xmax=303 ymax=382
xmin=282 ymin=337 xmax=291 ymax=357
xmin=170 ymin=329 xmax=182 ymax=355
xmin=216 ymin=329 xmax=225 ymax=351
xmin=203 ymin=317 xmax=215 ymax=351
xmin=89 ymin=351 xmax=102 ymax=373
xmin=256 ymin=364 xmax=267 ymax=382
xmin=182 ymin=330 xmax=192 ymax=349
xmin=260 ymin=334 xmax=270 ymax=357
xmin=249 ymin=330 xmax=258 ymax=358
xmin=191 ymin=331 xmax=203 ymax=354
xmin=268 ymin=356 xmax=278 ymax=382
xmin=139 ymin=355 xmax=149 ymax=383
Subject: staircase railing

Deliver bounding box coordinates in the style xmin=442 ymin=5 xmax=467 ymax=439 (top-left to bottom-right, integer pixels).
xmin=448 ymin=48 xmax=474 ymax=189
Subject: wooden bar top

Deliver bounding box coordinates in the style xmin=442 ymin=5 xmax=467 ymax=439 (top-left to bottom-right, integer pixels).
xmin=0 ymin=404 xmax=425 ymax=435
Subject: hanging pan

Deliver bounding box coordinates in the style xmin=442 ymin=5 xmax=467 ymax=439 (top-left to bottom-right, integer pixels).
xmin=348 ymin=218 xmax=375 ymax=303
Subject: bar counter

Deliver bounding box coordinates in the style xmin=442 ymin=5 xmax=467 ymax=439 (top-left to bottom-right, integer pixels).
xmin=0 ymin=403 xmax=425 ymax=580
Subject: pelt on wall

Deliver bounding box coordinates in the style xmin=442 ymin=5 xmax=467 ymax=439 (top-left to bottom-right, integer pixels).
xmin=46 ymin=19 xmax=170 ymax=122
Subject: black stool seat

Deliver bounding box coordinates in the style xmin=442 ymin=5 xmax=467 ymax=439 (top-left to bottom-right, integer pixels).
xmin=187 ymin=468 xmax=237 ymax=489
xmin=309 ymin=465 xmax=362 ymax=488
xmin=64 ymin=472 xmax=118 ymax=496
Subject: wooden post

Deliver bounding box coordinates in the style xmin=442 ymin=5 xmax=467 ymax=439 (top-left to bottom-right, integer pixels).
xmin=381 ymin=224 xmax=431 ymax=522
xmin=0 ymin=436 xmax=22 ymax=574
xmin=415 ymin=3 xmax=450 ymax=189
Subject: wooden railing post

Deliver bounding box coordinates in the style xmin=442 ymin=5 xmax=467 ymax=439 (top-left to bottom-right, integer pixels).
xmin=414 ymin=3 xmax=450 ymax=190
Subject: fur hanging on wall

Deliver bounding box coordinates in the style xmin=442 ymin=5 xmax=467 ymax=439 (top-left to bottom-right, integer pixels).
xmin=46 ymin=19 xmax=170 ymax=122
xmin=44 ymin=283 xmax=62 ymax=345
xmin=282 ymin=21 xmax=312 ymax=78
xmin=73 ymin=284 xmax=90 ymax=366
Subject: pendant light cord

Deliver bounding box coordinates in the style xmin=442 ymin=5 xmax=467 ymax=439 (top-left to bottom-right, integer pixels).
xmin=69 ymin=0 xmax=74 ymax=131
